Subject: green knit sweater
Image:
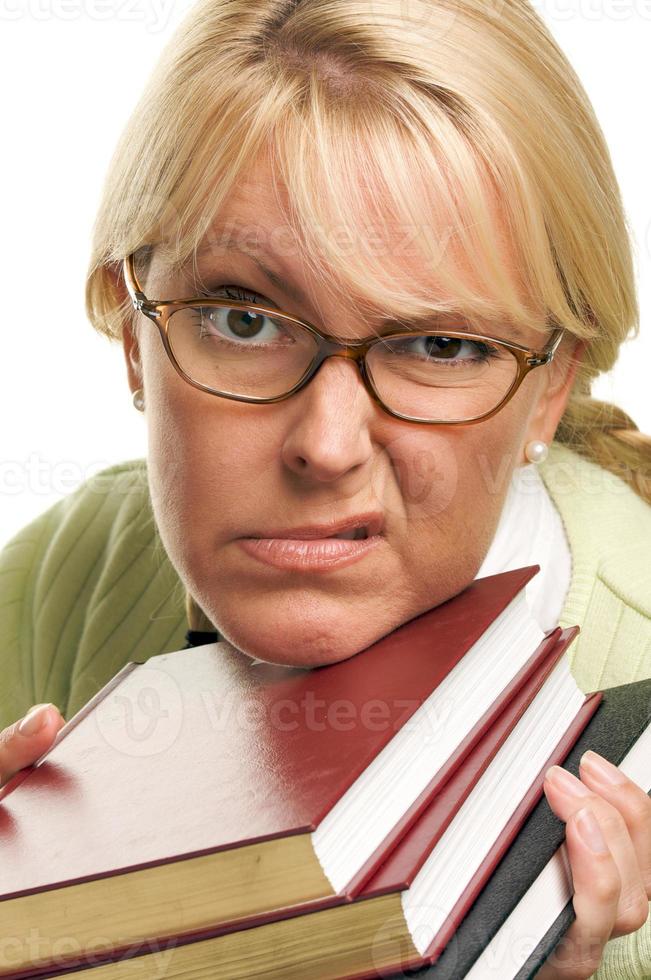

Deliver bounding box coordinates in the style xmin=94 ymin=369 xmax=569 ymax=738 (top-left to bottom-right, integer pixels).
xmin=1 ymin=440 xmax=650 ymax=978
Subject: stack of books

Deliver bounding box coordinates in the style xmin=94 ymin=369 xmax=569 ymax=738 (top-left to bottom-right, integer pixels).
xmin=0 ymin=565 xmax=648 ymax=979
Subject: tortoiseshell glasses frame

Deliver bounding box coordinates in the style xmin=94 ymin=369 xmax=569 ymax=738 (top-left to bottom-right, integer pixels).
xmin=122 ymin=251 xmax=565 ymax=426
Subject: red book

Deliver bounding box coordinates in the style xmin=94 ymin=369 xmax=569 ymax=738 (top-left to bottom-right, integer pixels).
xmin=31 ymin=635 xmax=596 ymax=980
xmin=0 ymin=567 xmax=571 ymax=978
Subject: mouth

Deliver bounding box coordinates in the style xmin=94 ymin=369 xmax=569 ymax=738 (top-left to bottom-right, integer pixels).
xmin=237 ymin=515 xmax=384 ymax=572
xmin=328 ymin=526 xmax=369 ymax=541
xmin=245 ymin=513 xmax=385 ymax=541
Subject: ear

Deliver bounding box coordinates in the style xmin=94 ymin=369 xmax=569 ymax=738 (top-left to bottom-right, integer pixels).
xmin=122 ymin=318 xmax=144 ymax=395
xmin=105 ymin=263 xmax=144 ymax=395
xmin=525 ymin=336 xmax=588 ymax=446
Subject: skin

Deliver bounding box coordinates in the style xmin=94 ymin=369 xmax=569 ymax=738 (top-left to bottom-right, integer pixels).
xmin=1 ymin=157 xmax=647 ymax=978
xmin=121 ymin=156 xmax=582 ymax=670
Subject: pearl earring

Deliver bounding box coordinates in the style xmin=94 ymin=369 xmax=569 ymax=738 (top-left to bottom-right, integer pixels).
xmin=132 ymin=388 xmax=145 ymax=413
xmin=525 ymin=439 xmax=548 ymax=464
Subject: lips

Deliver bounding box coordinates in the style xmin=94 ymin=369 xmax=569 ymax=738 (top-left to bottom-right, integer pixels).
xmin=238 ymin=516 xmax=384 ymax=573
xmin=244 ymin=512 xmax=385 ymax=541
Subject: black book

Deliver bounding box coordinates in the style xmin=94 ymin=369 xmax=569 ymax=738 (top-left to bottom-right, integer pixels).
xmin=402 ymin=676 xmax=651 ymax=980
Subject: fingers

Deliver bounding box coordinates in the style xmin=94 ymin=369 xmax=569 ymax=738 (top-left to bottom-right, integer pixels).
xmin=579 ymin=750 xmax=651 ymax=899
xmin=543 ymin=760 xmax=650 ymax=939
xmin=538 ymin=805 xmax=620 ymax=979
xmin=0 ymin=703 xmax=66 ymax=789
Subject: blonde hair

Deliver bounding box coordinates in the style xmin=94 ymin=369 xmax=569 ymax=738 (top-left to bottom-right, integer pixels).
xmin=85 ymin=0 xmax=650 ymax=632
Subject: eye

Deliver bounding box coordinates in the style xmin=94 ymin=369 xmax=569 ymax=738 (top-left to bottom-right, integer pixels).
xmin=194 ymin=284 xmax=296 ymax=346
xmin=382 ymin=334 xmax=503 ymax=365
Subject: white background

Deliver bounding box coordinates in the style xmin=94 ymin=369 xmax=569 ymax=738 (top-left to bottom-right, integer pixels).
xmin=0 ymin=0 xmax=649 ymax=550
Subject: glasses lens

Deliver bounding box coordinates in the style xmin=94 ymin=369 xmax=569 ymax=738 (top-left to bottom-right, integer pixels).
xmin=166 ymin=308 xmax=520 ymax=421
xmin=366 ymin=334 xmax=519 ymax=421
xmin=167 ymin=305 xmax=319 ymax=398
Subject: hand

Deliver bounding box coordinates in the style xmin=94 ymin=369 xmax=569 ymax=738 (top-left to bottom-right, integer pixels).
xmin=0 ymin=703 xmax=66 ymax=790
xmin=537 ymin=750 xmax=651 ymax=979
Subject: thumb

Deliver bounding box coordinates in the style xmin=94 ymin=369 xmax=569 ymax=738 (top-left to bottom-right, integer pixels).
xmin=0 ymin=703 xmax=66 ymax=789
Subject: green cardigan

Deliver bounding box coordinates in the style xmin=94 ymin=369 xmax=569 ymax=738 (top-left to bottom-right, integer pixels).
xmin=1 ymin=440 xmax=650 ymax=978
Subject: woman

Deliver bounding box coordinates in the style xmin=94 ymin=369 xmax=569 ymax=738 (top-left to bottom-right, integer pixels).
xmin=0 ymin=0 xmax=650 ymax=976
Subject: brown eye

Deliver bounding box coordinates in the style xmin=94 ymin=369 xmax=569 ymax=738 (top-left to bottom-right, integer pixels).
xmin=221 ymin=309 xmax=267 ymax=339
xmin=425 ymin=336 xmax=463 ymax=358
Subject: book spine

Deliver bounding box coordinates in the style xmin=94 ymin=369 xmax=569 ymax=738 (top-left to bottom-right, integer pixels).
xmin=422 ymin=690 xmax=602 ymax=965
xmin=335 ymin=697 xmax=604 ymax=980
xmin=344 ymin=626 xmax=577 ymax=897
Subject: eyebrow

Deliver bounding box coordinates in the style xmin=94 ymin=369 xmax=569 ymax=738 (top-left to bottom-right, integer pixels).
xmin=195 ymin=234 xmax=307 ymax=307
xmin=193 ymin=233 xmax=532 ymax=342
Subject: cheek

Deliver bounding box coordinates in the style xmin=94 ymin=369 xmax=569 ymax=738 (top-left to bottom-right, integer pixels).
xmin=143 ymin=362 xmax=201 ymax=544
xmin=383 ymin=411 xmax=524 ymax=521
xmin=144 ymin=371 xmax=283 ymax=569
xmin=387 ymin=407 xmax=529 ymax=578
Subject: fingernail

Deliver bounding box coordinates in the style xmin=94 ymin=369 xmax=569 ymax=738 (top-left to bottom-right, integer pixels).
xmin=575 ymin=805 xmax=609 ymax=854
xmin=18 ymin=703 xmax=53 ymax=736
xmin=545 ymin=764 xmax=591 ymax=797
xmin=580 ymin=750 xmax=627 ymax=785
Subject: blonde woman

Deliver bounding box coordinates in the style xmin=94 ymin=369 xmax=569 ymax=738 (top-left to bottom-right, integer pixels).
xmin=1 ymin=1 xmax=650 ymax=977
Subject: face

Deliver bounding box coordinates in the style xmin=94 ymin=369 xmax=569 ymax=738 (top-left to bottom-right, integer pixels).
xmin=121 ymin=157 xmax=583 ymax=667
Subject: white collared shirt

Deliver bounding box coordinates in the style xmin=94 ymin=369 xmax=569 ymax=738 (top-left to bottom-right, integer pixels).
xmin=475 ymin=463 xmax=572 ymax=633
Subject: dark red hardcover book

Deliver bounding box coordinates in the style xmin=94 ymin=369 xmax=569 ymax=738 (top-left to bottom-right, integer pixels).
xmin=6 ymin=629 xmax=597 ymax=980
xmin=0 ymin=566 xmax=565 ymax=978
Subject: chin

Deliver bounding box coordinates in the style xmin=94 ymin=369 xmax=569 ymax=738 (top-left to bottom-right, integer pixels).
xmin=213 ymin=605 xmax=381 ymax=669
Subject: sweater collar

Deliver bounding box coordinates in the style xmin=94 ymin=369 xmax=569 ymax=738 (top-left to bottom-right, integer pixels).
xmin=539 ymin=440 xmax=651 ymax=629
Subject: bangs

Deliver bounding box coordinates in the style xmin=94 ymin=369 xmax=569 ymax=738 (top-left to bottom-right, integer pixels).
xmin=145 ymin=71 xmax=597 ymax=345
xmin=272 ymin=87 xmax=546 ymax=335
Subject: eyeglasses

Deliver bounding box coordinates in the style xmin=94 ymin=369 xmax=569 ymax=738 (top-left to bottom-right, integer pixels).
xmin=122 ymin=252 xmax=564 ymax=426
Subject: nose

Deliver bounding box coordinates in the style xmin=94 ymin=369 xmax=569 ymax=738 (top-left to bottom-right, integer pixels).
xmin=280 ymin=356 xmax=378 ymax=483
